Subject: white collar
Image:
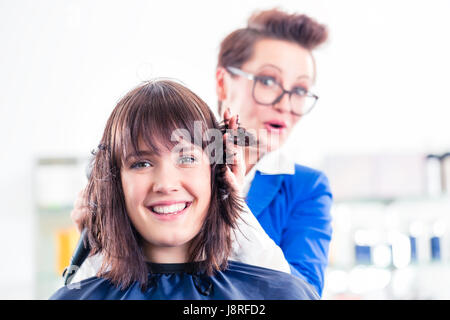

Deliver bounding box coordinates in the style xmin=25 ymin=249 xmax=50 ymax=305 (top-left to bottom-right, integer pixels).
xmin=253 ymin=147 xmax=296 ymax=176
xmin=242 ymin=148 xmax=295 ymax=197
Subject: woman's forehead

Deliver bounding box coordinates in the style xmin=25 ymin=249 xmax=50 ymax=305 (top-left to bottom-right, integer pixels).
xmin=245 ymin=38 xmax=315 ymax=81
xmin=133 ymin=136 xmax=203 ymax=155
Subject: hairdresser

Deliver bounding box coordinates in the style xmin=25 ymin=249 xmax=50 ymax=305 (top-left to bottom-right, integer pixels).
xmin=71 ymin=8 xmax=332 ymax=297
xmin=214 ymin=8 xmax=333 ymax=297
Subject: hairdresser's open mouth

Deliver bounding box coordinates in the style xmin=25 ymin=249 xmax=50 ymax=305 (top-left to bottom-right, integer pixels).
xmin=146 ymin=201 xmax=192 ymax=218
xmin=264 ymin=120 xmax=287 ymax=133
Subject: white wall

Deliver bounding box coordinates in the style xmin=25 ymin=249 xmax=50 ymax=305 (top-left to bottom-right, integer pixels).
xmin=1 ymin=0 xmax=449 ymax=298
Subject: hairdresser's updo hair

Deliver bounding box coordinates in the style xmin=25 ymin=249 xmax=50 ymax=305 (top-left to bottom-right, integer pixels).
xmin=217 ymin=8 xmax=328 ymax=114
xmin=85 ymin=79 xmax=242 ymax=290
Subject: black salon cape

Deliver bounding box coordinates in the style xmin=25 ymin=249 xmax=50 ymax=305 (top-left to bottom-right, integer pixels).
xmin=50 ymin=260 xmax=319 ymax=300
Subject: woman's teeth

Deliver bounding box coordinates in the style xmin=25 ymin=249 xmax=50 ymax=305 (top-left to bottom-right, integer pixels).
xmin=151 ymin=203 xmax=188 ymax=215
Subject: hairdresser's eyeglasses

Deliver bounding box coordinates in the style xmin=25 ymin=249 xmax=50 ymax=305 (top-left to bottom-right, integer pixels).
xmin=226 ymin=66 xmax=318 ymax=116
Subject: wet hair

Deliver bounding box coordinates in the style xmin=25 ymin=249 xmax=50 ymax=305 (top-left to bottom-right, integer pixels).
xmin=217 ymin=8 xmax=328 ymax=114
xmin=85 ymin=79 xmax=242 ymax=290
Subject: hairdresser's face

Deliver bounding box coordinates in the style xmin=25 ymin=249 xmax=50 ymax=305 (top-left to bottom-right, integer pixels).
xmin=218 ymin=39 xmax=315 ymax=153
xmin=121 ymin=140 xmax=211 ymax=263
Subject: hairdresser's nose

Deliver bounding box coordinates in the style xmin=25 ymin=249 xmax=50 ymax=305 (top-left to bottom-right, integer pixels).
xmin=273 ymin=91 xmax=291 ymax=114
xmin=151 ymin=162 xmax=181 ymax=194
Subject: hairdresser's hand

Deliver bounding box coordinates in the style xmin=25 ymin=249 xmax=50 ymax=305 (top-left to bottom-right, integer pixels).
xmin=70 ymin=187 xmax=89 ymax=233
xmin=223 ymin=108 xmax=246 ymax=197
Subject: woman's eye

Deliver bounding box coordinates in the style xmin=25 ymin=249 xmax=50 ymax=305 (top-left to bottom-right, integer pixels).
xmin=258 ymin=76 xmax=277 ymax=87
xmin=179 ymin=156 xmax=197 ymax=164
xmin=292 ymin=87 xmax=308 ymax=96
xmin=130 ymin=161 xmax=152 ymax=169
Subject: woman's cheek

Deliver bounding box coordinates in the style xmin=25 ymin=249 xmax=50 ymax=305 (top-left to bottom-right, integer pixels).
xmin=122 ymin=173 xmax=150 ymax=216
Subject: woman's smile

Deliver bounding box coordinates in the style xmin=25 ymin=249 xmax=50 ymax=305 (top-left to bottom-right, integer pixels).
xmin=146 ymin=201 xmax=192 ymax=221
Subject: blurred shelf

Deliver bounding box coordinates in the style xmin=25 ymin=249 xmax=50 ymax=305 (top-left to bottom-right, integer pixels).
xmin=33 ymin=156 xmax=87 ymax=299
xmin=324 ymin=262 xmax=450 ymax=300
xmin=37 ymin=206 xmax=76 ymax=215
xmin=334 ymin=194 xmax=450 ymax=205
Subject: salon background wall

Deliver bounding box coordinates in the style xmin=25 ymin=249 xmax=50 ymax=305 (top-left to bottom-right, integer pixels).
xmin=1 ymin=0 xmax=449 ymax=299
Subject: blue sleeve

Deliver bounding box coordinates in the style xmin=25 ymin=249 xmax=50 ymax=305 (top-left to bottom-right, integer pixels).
xmin=280 ymin=169 xmax=333 ymax=297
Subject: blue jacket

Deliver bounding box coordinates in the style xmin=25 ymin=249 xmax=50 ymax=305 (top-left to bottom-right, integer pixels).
xmin=245 ymin=164 xmax=333 ymax=297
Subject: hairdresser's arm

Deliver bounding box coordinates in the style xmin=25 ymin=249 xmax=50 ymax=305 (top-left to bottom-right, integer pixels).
xmin=71 ymin=188 xmax=88 ymax=233
xmin=230 ymin=203 xmax=291 ymax=273
xmin=223 ymin=112 xmax=290 ymax=274
xmin=281 ymin=171 xmax=333 ymax=297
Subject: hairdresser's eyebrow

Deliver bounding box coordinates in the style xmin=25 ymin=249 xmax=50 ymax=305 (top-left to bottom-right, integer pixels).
xmin=296 ymin=75 xmax=311 ymax=81
xmin=258 ymin=64 xmax=311 ymax=81
xmin=258 ymin=64 xmax=282 ymax=73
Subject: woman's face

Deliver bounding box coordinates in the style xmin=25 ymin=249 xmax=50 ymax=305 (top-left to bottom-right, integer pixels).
xmin=121 ymin=139 xmax=211 ymax=263
xmin=217 ymin=38 xmax=315 ymax=153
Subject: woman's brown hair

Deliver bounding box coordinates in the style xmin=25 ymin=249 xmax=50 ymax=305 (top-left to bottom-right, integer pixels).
xmin=85 ymin=79 xmax=242 ymax=290
xmin=217 ymin=8 xmax=328 ymax=114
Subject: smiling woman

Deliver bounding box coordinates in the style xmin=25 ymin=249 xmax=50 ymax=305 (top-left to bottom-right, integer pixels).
xmin=77 ymin=79 xmax=240 ymax=288
xmin=49 ymin=79 xmax=319 ymax=300
xmin=121 ymin=140 xmax=212 ymax=265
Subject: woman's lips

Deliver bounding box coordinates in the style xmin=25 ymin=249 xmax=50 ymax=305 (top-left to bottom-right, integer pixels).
xmin=146 ymin=201 xmax=192 ymax=221
xmin=263 ymin=121 xmax=287 ymax=133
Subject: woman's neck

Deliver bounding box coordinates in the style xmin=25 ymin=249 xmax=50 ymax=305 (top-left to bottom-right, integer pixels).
xmin=143 ymin=242 xmax=190 ymax=264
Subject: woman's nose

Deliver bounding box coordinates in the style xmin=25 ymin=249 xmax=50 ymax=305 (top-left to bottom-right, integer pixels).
xmin=151 ymin=164 xmax=181 ymax=194
xmin=273 ymin=92 xmax=292 ymax=114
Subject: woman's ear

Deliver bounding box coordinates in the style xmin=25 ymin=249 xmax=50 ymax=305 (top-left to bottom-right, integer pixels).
xmin=215 ymin=67 xmax=228 ymax=101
